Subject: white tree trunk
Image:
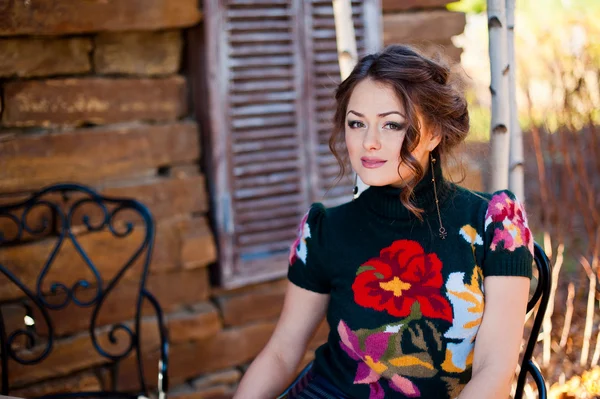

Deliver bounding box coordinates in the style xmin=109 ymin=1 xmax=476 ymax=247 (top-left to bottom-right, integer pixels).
xmin=487 ymin=0 xmax=511 ymax=192
xmin=506 ymin=0 xmax=524 ymax=199
xmin=333 ymin=0 xmax=369 ymax=196
xmin=333 ymin=0 xmax=358 ymax=81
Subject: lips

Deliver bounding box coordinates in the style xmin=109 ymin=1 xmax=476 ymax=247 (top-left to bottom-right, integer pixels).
xmin=361 ymin=157 xmax=386 ymax=169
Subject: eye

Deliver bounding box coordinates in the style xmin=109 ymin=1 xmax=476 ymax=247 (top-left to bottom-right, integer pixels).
xmin=384 ymin=122 xmax=405 ymax=131
xmin=347 ymin=120 xmax=365 ymax=129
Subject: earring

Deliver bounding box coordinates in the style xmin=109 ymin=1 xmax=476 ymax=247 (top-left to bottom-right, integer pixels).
xmin=353 ymin=173 xmax=359 ymax=200
xmin=430 ymin=153 xmax=447 ymax=239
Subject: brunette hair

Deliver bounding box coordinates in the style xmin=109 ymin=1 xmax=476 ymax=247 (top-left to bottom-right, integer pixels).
xmin=330 ymin=44 xmax=469 ymax=217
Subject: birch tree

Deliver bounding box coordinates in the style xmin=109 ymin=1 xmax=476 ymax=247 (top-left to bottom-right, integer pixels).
xmin=506 ymin=0 xmax=524 ymax=200
xmin=487 ymin=0 xmax=511 ymax=192
xmin=333 ymin=0 xmax=368 ymax=197
xmin=332 ymin=0 xmax=358 ymax=81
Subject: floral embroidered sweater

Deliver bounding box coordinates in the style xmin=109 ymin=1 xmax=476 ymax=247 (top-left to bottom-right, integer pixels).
xmin=287 ymin=160 xmax=534 ymax=399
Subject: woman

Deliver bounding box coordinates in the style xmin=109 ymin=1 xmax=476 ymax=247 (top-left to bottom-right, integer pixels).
xmin=234 ymin=45 xmax=532 ymax=399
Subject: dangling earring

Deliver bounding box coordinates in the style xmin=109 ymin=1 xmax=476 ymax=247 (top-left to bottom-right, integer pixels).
xmin=353 ymin=173 xmax=359 ymax=200
xmin=430 ymin=153 xmax=447 ymax=239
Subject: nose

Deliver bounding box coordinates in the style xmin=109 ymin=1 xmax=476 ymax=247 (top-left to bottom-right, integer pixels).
xmin=362 ymin=126 xmax=381 ymax=151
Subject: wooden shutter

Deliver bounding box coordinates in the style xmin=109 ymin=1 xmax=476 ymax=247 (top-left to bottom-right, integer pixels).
xmin=303 ymin=0 xmax=383 ymax=207
xmin=203 ymin=0 xmax=381 ymax=288
xmin=204 ymin=0 xmax=311 ymax=288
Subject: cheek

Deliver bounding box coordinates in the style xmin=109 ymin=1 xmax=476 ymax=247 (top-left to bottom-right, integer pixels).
xmin=344 ymin=130 xmax=360 ymax=154
xmin=382 ymin=132 xmax=404 ymax=159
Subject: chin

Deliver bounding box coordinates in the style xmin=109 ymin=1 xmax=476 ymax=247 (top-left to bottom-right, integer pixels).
xmin=358 ymin=174 xmax=395 ymax=187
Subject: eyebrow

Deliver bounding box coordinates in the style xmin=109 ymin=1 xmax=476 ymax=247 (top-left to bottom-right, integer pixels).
xmin=347 ymin=110 xmax=406 ymax=118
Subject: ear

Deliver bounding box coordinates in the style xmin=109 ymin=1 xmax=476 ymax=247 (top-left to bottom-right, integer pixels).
xmin=427 ymin=132 xmax=442 ymax=152
xmin=427 ymin=129 xmax=442 ymax=152
xmin=416 ymin=113 xmax=442 ymax=151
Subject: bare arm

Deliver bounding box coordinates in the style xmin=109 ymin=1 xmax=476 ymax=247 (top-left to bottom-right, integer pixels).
xmin=458 ymin=276 xmax=530 ymax=399
xmin=234 ymin=282 xmax=330 ymax=399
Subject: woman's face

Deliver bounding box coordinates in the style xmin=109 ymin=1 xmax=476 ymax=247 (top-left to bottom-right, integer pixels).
xmin=344 ymin=78 xmax=440 ymax=187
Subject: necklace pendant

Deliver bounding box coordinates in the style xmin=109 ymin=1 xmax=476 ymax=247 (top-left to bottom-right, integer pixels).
xmin=439 ymin=227 xmax=447 ymax=240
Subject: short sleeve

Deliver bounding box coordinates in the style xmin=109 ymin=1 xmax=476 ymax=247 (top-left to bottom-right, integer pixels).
xmin=481 ymin=190 xmax=534 ymax=278
xmin=287 ymin=203 xmax=331 ymax=294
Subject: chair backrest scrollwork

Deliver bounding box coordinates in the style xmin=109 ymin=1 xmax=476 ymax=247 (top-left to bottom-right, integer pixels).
xmin=0 ymin=183 xmax=168 ymax=399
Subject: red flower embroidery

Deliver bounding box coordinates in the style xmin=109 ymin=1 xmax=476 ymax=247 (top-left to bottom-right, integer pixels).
xmin=352 ymin=240 xmax=452 ymax=322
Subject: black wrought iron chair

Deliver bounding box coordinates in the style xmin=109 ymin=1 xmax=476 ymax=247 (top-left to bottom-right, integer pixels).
xmin=278 ymin=242 xmax=552 ymax=399
xmin=0 ymin=183 xmax=168 ymax=399
xmin=514 ymin=242 xmax=551 ymax=399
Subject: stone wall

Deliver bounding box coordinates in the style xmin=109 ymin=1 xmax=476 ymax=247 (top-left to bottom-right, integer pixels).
xmin=0 ymin=1 xmax=467 ymax=398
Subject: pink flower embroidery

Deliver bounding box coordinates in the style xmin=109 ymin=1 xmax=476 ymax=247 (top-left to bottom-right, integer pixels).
xmin=338 ymin=321 xmax=421 ymax=398
xmin=485 ymin=192 xmax=534 ymax=254
xmin=288 ymin=211 xmax=310 ymax=265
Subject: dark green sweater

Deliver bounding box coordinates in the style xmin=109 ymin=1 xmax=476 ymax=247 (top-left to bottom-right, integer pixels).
xmin=287 ymin=161 xmax=533 ymax=399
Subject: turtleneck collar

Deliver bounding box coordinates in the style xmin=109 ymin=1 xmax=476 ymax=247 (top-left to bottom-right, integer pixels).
xmin=356 ymin=156 xmax=451 ymax=220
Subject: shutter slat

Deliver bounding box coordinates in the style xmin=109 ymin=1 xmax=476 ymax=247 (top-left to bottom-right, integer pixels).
xmin=312 ymin=39 xmax=366 ymax=52
xmin=238 ymin=229 xmax=296 ymax=246
xmin=234 ymin=149 xmax=298 ymax=166
xmin=231 ymin=91 xmax=297 ymax=105
xmin=236 ymin=204 xmax=301 ymax=223
xmin=228 ymin=0 xmax=290 ymax=4
xmin=232 ymin=126 xmax=297 ymax=140
xmin=314 ymin=76 xmax=341 ymax=87
xmin=232 ymin=114 xmax=296 ymax=129
xmin=230 ymin=55 xmax=294 ymax=68
xmin=315 ymin=63 xmax=341 ymax=75
xmin=323 ymin=184 xmax=352 ymax=199
xmin=231 ymin=67 xmax=293 ymax=80
xmin=232 ymin=80 xmax=293 ymax=92
xmin=316 ymin=98 xmax=335 ymax=110
xmin=318 ymin=156 xmax=339 ymax=167
xmin=234 ymin=182 xmax=300 ymax=200
xmin=317 ymin=110 xmax=335 ymax=122
xmin=317 ymin=143 xmax=332 ymax=154
xmin=237 ymin=215 xmax=299 ymax=234
xmin=236 ymin=241 xmax=291 ymax=257
xmin=230 ymin=32 xmax=293 ymax=43
xmin=228 ymin=21 xmax=291 ymax=31
xmin=317 ymin=121 xmax=333 ymax=131
xmin=227 ymin=8 xmax=292 ymax=19
xmin=321 ymin=163 xmax=342 ymax=179
xmin=230 ymin=44 xmax=294 ymax=56
xmin=316 ymin=87 xmax=335 ymax=98
xmin=235 ymin=193 xmax=303 ymax=211
xmin=233 ymin=137 xmax=298 ymax=153
xmin=233 ymin=160 xmax=299 ymax=177
xmin=314 ymin=53 xmax=340 ymax=63
xmin=235 ymin=171 xmax=299 ymax=188
xmin=231 ymin=102 xmax=295 ymax=117
xmin=313 ymin=17 xmax=364 ymax=29
xmin=313 ymin=28 xmax=364 ymax=40
xmin=312 ymin=5 xmax=362 ymax=17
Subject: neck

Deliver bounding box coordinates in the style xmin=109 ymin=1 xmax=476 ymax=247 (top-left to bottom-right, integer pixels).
xmin=356 ymin=157 xmax=450 ymax=220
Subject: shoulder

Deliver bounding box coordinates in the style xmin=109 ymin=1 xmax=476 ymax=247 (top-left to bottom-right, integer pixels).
xmin=447 ymin=186 xmax=530 ymax=222
xmin=298 ymin=202 xmax=331 ymax=245
xmin=307 ymin=199 xmax=356 ymax=227
xmin=444 ymin=183 xmax=492 ymax=215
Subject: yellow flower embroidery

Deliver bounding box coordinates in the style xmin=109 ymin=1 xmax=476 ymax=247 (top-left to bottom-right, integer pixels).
xmin=443 ymin=225 xmax=485 ymax=373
